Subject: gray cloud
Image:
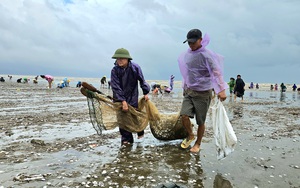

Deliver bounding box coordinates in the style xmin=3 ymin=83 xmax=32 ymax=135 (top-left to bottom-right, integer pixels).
xmin=0 ymin=0 xmax=299 ymax=84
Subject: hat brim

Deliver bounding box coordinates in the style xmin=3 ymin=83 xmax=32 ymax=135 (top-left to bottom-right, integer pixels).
xmin=183 ymin=38 xmax=199 ymax=44
xmin=112 ymin=55 xmax=132 ymax=60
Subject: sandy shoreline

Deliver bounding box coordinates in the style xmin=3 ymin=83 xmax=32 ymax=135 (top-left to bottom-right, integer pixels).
xmin=0 ymin=82 xmax=299 ymax=188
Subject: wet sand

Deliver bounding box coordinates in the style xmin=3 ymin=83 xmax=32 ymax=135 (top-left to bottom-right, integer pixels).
xmin=0 ymin=82 xmax=299 ymax=188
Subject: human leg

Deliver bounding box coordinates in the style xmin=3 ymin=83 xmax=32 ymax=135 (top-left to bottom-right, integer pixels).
xmin=137 ymin=130 xmax=144 ymax=139
xmin=180 ymin=95 xmax=196 ymax=148
xmin=181 ymin=115 xmax=194 ymax=140
xmin=190 ymin=90 xmax=211 ymax=152
xmin=180 ymin=115 xmax=195 ymax=148
xmin=48 ymin=80 xmax=52 ymax=89
xmin=190 ymin=124 xmax=205 ymax=152
xmin=119 ymin=128 xmax=134 ymax=144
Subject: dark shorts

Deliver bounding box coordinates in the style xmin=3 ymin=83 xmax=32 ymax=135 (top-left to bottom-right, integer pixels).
xmin=180 ymin=89 xmax=212 ymax=125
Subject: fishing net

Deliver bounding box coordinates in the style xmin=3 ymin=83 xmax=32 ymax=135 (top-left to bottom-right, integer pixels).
xmin=82 ymin=88 xmax=188 ymax=140
xmin=138 ymin=98 xmax=188 ymax=140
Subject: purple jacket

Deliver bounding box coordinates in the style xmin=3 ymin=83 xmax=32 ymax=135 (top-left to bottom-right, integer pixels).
xmin=110 ymin=61 xmax=150 ymax=108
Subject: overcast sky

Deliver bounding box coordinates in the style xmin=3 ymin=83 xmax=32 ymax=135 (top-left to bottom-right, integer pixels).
xmin=0 ymin=0 xmax=299 ymax=84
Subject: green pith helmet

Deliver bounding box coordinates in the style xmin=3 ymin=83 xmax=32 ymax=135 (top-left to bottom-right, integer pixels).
xmin=112 ymin=48 xmax=132 ymax=60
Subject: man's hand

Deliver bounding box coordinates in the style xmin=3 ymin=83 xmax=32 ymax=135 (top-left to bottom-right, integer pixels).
xmin=144 ymin=94 xmax=149 ymax=101
xmin=217 ymin=90 xmax=227 ymax=101
xmin=122 ymin=101 xmax=129 ymax=112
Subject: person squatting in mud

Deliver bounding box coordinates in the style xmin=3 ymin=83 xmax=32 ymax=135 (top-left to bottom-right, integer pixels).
xmin=178 ymin=28 xmax=228 ymax=153
xmin=110 ymin=48 xmax=150 ymax=145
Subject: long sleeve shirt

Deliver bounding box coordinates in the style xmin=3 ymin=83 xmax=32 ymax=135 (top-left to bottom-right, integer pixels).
xmin=110 ymin=61 xmax=150 ymax=108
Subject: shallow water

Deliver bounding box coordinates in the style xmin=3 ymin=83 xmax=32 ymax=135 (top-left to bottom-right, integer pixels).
xmin=246 ymin=90 xmax=300 ymax=102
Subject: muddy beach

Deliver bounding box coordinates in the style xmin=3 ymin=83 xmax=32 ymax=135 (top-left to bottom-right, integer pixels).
xmin=0 ymin=81 xmax=299 ymax=188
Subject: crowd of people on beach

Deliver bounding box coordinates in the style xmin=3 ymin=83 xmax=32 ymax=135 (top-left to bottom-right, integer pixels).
xmin=2 ymin=73 xmax=298 ymax=96
xmin=1 ymin=28 xmax=299 ymax=155
xmin=227 ymin=75 xmax=299 ymax=102
xmin=150 ymin=75 xmax=175 ymax=95
xmin=1 ymin=75 xmax=83 ymax=89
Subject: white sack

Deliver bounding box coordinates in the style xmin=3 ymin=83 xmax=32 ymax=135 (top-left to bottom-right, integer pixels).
xmin=211 ymin=99 xmax=237 ymax=160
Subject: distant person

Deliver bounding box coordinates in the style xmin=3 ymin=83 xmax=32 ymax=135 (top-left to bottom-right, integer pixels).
xmin=169 ymin=75 xmax=175 ymax=91
xmin=100 ymin=76 xmax=106 ymax=89
xmin=249 ymin=82 xmax=254 ymax=89
xmin=228 ymin=77 xmax=235 ymax=97
xmin=23 ymin=78 xmax=29 ymax=83
xmin=151 ymin=82 xmax=162 ymax=95
xmin=57 ymin=81 xmax=65 ymax=89
xmin=107 ymin=80 xmax=111 ymax=89
xmin=63 ymin=78 xmax=70 ymax=87
xmin=8 ymin=75 xmax=12 ymax=80
xmin=33 ymin=79 xmax=38 ymax=84
xmin=178 ymin=28 xmax=227 ymax=153
xmin=292 ymin=84 xmax=297 ymax=91
xmin=161 ymin=85 xmax=171 ymax=94
xmin=76 ymin=81 xmax=82 ymax=88
xmin=40 ymin=75 xmax=54 ymax=89
xmin=256 ymin=83 xmax=259 ymax=89
xmin=0 ymin=77 xmax=5 ymax=82
xmin=17 ymin=78 xmax=22 ymax=83
xmin=270 ymin=84 xmax=274 ymax=91
xmin=274 ymin=83 xmax=278 ymax=91
xmin=234 ymin=75 xmax=245 ymax=101
xmin=280 ymin=83 xmax=286 ymax=92
xmin=110 ymin=48 xmax=150 ymax=145
xmin=164 ymin=86 xmax=171 ymax=94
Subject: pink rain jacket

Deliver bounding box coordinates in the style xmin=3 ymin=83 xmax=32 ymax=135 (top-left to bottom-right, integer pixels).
xmin=178 ymin=34 xmax=228 ymax=94
xmin=44 ymin=75 xmax=54 ymax=82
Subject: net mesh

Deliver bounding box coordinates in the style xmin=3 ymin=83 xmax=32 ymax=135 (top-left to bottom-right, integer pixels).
xmin=86 ymin=90 xmax=119 ymax=135
xmin=83 ymin=89 xmax=188 ymax=140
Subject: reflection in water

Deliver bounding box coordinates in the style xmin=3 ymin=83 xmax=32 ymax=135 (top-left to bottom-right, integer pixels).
xmin=213 ymin=173 xmax=233 ymax=188
xmin=280 ymin=92 xmax=286 ymax=102
xmin=292 ymin=93 xmax=296 ymax=101
xmin=249 ymin=91 xmax=259 ymax=98
xmin=269 ymin=92 xmax=277 ymax=99
xmin=91 ymin=144 xmax=204 ymax=187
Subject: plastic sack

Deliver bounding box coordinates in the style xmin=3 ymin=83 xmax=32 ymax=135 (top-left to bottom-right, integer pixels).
xmin=211 ymin=99 xmax=237 ymax=160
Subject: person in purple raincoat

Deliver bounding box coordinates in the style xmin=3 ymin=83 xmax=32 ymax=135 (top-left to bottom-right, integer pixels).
xmin=169 ymin=74 xmax=175 ymax=91
xmin=110 ymin=48 xmax=150 ymax=145
xmin=178 ymin=29 xmax=228 ymax=153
